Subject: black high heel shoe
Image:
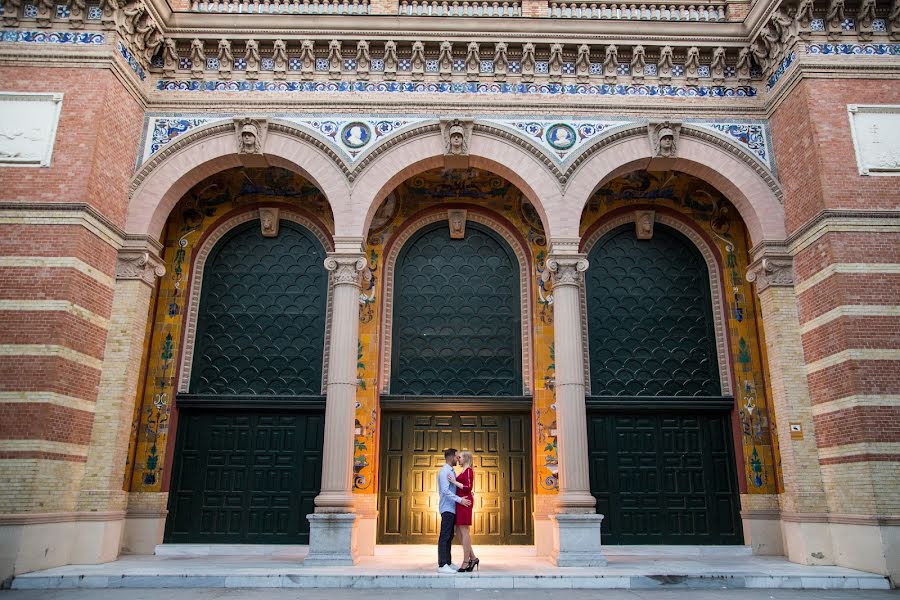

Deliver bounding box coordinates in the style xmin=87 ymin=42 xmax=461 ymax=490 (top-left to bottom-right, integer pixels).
xmin=469 ymin=558 xmax=480 ymax=572
xmin=457 ymin=560 xmax=471 ymax=573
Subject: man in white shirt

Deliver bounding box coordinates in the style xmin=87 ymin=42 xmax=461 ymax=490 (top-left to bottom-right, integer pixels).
xmin=437 ymin=447 xmax=471 ymax=573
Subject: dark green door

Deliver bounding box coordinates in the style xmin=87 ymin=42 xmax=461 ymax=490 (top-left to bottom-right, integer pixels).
xmin=585 ymin=223 xmax=741 ymax=544
xmin=587 ymin=409 xmax=742 ymax=545
xmin=390 ymin=221 xmax=521 ymax=396
xmin=165 ymin=219 xmax=328 ymax=544
xmin=378 ymin=412 xmax=532 ymax=545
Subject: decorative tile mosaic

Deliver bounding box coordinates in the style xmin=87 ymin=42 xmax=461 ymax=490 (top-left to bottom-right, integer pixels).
xmin=562 ymin=62 xmax=575 ymax=75
xmin=151 ymin=54 xmax=163 ymax=68
xmin=261 ymin=57 xmax=274 ymax=70
xmin=873 ymin=19 xmax=887 ymax=32
xmin=480 ymin=60 xmax=494 ymax=73
xmin=452 ymin=59 xmax=465 ymax=71
xmin=766 ymin=51 xmax=796 ymax=91
xmin=698 ymin=65 xmax=711 ymax=78
xmin=155 ymin=79 xmax=760 ymax=98
xmin=233 ymin=57 xmax=246 ymax=70
xmin=509 ymin=61 xmax=521 ymax=73
xmin=644 ymin=64 xmax=657 ymax=76
xmin=87 ymin=5 xmax=101 ymax=19
xmin=344 ymin=58 xmax=357 ymax=71
xmin=117 ymin=40 xmax=146 ymax=80
xmin=590 ymin=63 xmax=601 ymax=74
xmin=504 ymin=119 xmax=629 ymax=161
xmin=672 ymin=64 xmax=685 ymax=76
xmin=807 ymin=43 xmax=900 ymax=55
xmin=0 ymin=30 xmax=104 ymax=44
xmin=725 ymin=65 xmax=736 ymax=78
xmin=398 ymin=59 xmax=411 ymax=71
xmin=840 ymin=18 xmax=855 ymax=30
xmin=23 ymin=4 xmax=37 ymax=17
xmin=315 ymin=58 xmax=328 ymax=71
xmin=535 ymin=61 xmax=549 ymax=74
xmin=371 ymin=58 xmax=384 ymax=72
xmin=55 ymin=4 xmax=70 ymax=18
xmin=289 ymin=57 xmax=301 ymax=70
xmin=425 ymin=59 xmax=438 ymax=72
xmin=178 ymin=57 xmax=191 ymax=70
xmin=206 ymin=58 xmax=218 ymax=70
xmin=810 ymin=18 xmax=825 ymax=31
xmin=616 ymin=63 xmax=630 ymax=75
xmin=691 ymin=121 xmax=774 ymax=171
xmin=142 ymin=116 xmax=220 ymax=161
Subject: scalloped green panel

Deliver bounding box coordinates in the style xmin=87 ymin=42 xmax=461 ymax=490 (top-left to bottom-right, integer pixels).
xmin=586 ymin=224 xmax=720 ymax=397
xmin=390 ymin=222 xmax=521 ymax=396
xmin=190 ymin=220 xmax=327 ymax=396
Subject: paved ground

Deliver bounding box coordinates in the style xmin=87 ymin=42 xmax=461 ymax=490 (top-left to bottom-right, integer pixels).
xmin=1 ymin=589 xmax=898 ymax=599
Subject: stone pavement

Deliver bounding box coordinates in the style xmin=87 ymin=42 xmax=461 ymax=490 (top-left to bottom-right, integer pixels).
xmin=10 ymin=545 xmax=893 ymax=591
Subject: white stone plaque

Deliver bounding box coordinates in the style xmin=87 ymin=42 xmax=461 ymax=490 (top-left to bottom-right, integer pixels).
xmin=847 ymin=104 xmax=900 ymax=176
xmin=0 ymin=93 xmax=64 ymax=167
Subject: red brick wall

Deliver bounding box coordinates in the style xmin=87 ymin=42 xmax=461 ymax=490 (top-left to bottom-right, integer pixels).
xmin=770 ymin=79 xmax=900 ymax=234
xmin=0 ymin=66 xmax=143 ymax=230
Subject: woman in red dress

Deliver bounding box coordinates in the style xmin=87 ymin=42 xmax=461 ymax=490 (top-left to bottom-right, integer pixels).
xmin=451 ymin=451 xmax=478 ymax=572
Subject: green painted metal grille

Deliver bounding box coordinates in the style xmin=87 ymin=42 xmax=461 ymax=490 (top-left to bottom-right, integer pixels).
xmin=586 ymin=224 xmax=720 ymax=396
xmin=390 ymin=222 xmax=521 ymax=396
xmin=190 ymin=220 xmax=327 ymax=396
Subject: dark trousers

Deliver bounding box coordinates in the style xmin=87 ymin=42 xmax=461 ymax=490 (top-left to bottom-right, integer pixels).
xmin=438 ymin=511 xmax=456 ymax=567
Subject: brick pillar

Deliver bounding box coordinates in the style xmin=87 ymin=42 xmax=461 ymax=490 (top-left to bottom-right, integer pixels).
xmin=747 ymin=251 xmax=834 ymax=566
xmin=74 ymin=241 xmax=164 ymax=564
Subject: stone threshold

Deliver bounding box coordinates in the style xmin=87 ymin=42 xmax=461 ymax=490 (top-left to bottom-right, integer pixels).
xmin=11 ymin=545 xmax=891 ymax=590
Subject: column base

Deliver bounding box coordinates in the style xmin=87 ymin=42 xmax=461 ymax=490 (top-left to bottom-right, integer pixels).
xmin=304 ymin=513 xmax=359 ymax=566
xmin=549 ymin=513 xmax=607 ymax=567
xmin=742 ymin=511 xmax=785 ymax=556
xmin=780 ymin=515 xmax=835 ymax=565
xmin=121 ymin=514 xmax=166 ymax=555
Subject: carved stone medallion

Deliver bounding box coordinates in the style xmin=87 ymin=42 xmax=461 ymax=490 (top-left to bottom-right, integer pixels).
xmin=259 ymin=207 xmax=280 ymax=237
xmin=448 ymin=209 xmax=467 ymax=239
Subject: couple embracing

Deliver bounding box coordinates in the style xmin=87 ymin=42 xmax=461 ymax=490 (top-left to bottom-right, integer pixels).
xmin=436 ymin=448 xmax=480 ymax=574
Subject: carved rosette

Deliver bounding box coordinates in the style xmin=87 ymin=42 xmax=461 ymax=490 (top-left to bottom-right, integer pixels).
xmin=746 ymin=256 xmax=795 ymax=293
xmin=116 ymin=249 xmax=166 ymax=285
xmin=547 ymin=256 xmax=589 ymax=287
xmin=324 ymin=254 xmax=367 ymax=287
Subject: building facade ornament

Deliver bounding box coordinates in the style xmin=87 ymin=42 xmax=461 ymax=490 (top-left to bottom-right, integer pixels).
xmin=259 ymin=207 xmax=279 ymax=237
xmin=273 ymin=39 xmax=288 ymax=79
xmin=244 ymin=39 xmax=260 ymax=79
xmin=234 ymin=117 xmax=265 ymax=154
xmin=116 ymin=248 xmax=166 ymax=284
xmin=649 ymin=121 xmax=680 ymax=158
xmin=217 ymin=39 xmax=233 ymax=80
xmin=635 ymin=210 xmax=655 ymax=239
xmin=746 ymin=255 xmax=795 ymax=292
xmin=448 ymin=209 xmax=467 ymax=239
xmin=324 ymin=254 xmax=367 ymax=286
xmin=440 ymin=118 xmax=473 ymax=167
xmin=189 ymin=38 xmax=204 ymax=79
xmin=547 ymin=256 xmax=588 ymax=287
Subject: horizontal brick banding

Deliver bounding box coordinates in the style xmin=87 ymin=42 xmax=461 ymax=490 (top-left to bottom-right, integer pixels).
xmin=0 ymin=403 xmax=93 ymax=445
xmin=801 ymin=315 xmax=900 ymax=364
xmin=807 ymin=360 xmax=900 ymax=406
xmin=819 ymin=453 xmax=900 ymax=465
xmin=0 ymin=355 xmax=100 ymax=402
xmin=0 ymin=451 xmax=87 ymax=462
xmin=797 ymin=273 xmax=900 ymax=322
xmin=0 ymin=311 xmax=108 ymax=361
xmin=793 ymin=232 xmax=900 ymax=282
xmin=0 ymin=268 xmax=113 ymax=319
xmin=0 ymin=224 xmax=117 ymax=276
xmin=814 ymin=406 xmax=900 ymax=448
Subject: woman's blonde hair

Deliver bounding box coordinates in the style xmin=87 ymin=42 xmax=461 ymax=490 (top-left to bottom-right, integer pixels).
xmin=459 ymin=451 xmax=474 ymax=469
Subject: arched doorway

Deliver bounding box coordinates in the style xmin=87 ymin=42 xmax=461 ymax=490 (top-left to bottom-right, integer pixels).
xmin=376 ymin=202 xmax=533 ymax=546
xmin=584 ymin=220 xmax=742 ymax=545
xmin=164 ymin=218 xmax=329 ymax=544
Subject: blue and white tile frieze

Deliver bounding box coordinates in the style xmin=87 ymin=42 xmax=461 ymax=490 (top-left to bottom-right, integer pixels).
xmin=807 ymin=43 xmax=900 ymax=56
xmin=690 ymin=120 xmax=774 ymax=172
xmin=117 ymin=41 xmax=146 ymax=80
xmin=154 ymin=79 xmax=759 ymax=98
xmin=139 ymin=114 xmax=774 ymax=176
xmin=1 ymin=30 xmax=104 ymax=44
xmin=766 ymin=51 xmax=795 ymax=91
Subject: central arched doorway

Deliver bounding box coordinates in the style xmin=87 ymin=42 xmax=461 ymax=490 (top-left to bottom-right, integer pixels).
xmin=377 ymin=213 xmax=533 ymax=546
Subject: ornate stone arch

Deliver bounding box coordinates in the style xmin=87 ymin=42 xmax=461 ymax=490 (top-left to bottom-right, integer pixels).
xmin=563 ymin=124 xmax=786 ymax=245
xmin=127 ymin=118 xmax=349 ymax=241
xmin=346 ymin=122 xmax=564 ymax=240
xmin=177 ymin=208 xmax=335 ymax=395
xmin=580 ymin=211 xmax=733 ymax=397
xmin=378 ymin=209 xmax=534 ymax=396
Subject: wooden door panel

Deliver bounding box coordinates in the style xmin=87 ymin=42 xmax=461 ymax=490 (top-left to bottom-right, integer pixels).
xmin=587 ymin=410 xmax=742 ymax=545
xmin=378 ymin=411 xmax=532 ymax=545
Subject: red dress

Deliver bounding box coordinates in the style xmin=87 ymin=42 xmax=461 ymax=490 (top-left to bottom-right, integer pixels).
xmin=455 ymin=467 xmax=474 ymax=526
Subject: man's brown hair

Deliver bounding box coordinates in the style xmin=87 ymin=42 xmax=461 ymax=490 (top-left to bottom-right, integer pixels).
xmin=443 ymin=448 xmax=458 ymax=460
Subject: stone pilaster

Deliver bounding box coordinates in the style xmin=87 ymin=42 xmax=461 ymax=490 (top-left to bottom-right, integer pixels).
xmin=546 ymin=252 xmax=605 ymax=567
xmin=747 ymin=250 xmax=834 ymax=565
xmin=75 ymin=239 xmax=165 ymax=564
xmin=306 ymin=242 xmax=366 ymax=566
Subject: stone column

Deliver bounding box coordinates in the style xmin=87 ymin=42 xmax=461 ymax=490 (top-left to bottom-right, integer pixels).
xmin=305 ymin=243 xmax=366 ymax=566
xmin=747 ymin=251 xmax=834 ymax=565
xmin=75 ymin=239 xmax=165 ymax=563
xmin=546 ymin=253 xmax=606 ymax=567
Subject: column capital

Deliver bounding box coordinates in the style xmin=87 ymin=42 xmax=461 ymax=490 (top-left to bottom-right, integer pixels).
xmin=324 ymin=253 xmax=367 ymax=286
xmin=547 ymin=254 xmax=589 ymax=286
xmin=746 ymin=253 xmax=794 ymax=293
xmin=116 ymin=241 xmax=166 ymax=286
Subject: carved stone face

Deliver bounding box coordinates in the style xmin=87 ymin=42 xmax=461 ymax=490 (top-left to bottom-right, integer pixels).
xmin=240 ymin=124 xmax=259 ymax=153
xmin=639 ymin=214 xmax=652 ymax=235
xmin=261 ymin=214 xmax=274 ymax=231
xmin=657 ymin=127 xmax=675 ymax=157
xmin=449 ymin=130 xmax=464 ymax=154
